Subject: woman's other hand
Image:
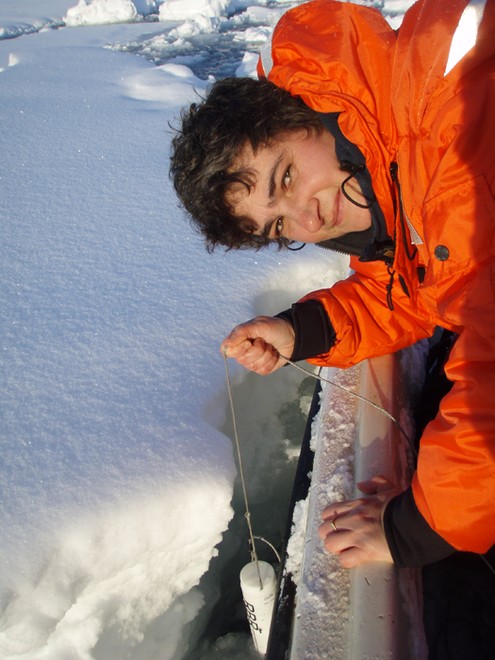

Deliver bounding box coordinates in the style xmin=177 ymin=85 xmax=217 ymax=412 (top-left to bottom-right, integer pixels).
xmin=318 ymin=476 xmax=401 ymax=568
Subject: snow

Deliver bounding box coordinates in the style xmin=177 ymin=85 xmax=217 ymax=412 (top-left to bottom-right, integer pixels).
xmin=1 ymin=0 xmax=413 ymax=658
xmin=159 ymin=0 xmax=230 ymax=22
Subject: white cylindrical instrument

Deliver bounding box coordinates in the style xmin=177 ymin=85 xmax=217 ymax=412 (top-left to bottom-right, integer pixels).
xmin=240 ymin=560 xmax=277 ymax=655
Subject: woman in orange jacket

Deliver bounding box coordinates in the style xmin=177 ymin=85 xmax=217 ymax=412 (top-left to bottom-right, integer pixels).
xmin=170 ymin=0 xmax=495 ymax=568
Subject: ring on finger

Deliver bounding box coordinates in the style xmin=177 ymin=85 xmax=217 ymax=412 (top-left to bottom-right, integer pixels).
xmin=330 ymin=516 xmax=339 ymax=532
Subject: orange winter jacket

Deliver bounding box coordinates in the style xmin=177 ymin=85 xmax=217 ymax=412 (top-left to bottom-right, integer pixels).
xmin=258 ymin=0 xmax=495 ymax=554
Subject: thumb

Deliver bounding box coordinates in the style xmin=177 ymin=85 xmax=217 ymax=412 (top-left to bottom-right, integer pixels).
xmin=357 ymin=475 xmax=396 ymax=495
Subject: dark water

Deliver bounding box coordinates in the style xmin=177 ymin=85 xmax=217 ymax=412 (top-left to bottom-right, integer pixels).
xmin=186 ymin=368 xmax=315 ymax=658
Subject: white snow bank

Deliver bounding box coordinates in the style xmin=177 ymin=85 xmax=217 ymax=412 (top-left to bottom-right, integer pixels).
xmin=122 ymin=62 xmax=210 ymax=105
xmin=0 ymin=479 xmax=233 ymax=658
xmin=159 ymin=0 xmax=230 ymax=21
xmin=0 ymin=1 xmax=69 ymax=38
xmin=65 ymin=0 xmax=161 ymax=26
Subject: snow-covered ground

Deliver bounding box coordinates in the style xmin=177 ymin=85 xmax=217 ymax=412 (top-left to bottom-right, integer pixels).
xmin=1 ymin=1 xmax=411 ymax=658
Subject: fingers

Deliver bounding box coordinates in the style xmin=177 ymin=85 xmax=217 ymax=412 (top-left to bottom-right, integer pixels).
xmin=318 ymin=490 xmax=395 ymax=567
xmin=320 ymin=495 xmax=372 ymax=529
xmin=319 ymin=507 xmax=363 ymax=543
xmin=235 ymin=338 xmax=281 ymax=375
xmin=221 ymin=334 xmax=280 ymax=374
xmin=319 ymin=518 xmax=392 ymax=567
xmin=322 ymin=526 xmax=354 ymax=555
xmin=220 ymin=323 xmax=256 ymax=358
xmin=356 ymin=475 xmax=395 ymax=495
xmin=220 ymin=316 xmax=295 ymax=375
xmin=321 ymin=498 xmax=359 ymax=521
xmin=336 ymin=547 xmax=369 ymax=569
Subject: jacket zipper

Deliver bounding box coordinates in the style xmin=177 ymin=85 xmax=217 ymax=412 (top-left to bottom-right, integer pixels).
xmin=390 ymin=162 xmax=419 ymax=262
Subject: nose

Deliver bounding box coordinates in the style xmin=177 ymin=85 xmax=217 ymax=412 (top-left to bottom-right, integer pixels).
xmin=289 ymin=198 xmax=322 ymax=234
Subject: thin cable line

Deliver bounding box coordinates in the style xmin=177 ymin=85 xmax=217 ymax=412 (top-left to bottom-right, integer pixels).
xmin=278 ymin=354 xmax=415 ymax=453
xmin=223 ymin=352 xmax=264 ymax=589
xmin=254 ymin=536 xmax=281 ymax=564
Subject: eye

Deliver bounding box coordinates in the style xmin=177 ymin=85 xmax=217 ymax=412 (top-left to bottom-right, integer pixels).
xmin=282 ymin=166 xmax=291 ymax=189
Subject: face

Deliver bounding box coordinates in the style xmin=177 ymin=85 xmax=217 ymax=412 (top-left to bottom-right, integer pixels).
xmin=227 ymin=129 xmax=372 ymax=244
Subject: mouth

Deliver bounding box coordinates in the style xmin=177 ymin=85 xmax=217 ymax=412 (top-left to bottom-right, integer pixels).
xmin=332 ymin=189 xmax=343 ymax=229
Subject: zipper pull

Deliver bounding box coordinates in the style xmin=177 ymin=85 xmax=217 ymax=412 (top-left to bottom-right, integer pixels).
xmin=386 ymin=265 xmax=395 ymax=311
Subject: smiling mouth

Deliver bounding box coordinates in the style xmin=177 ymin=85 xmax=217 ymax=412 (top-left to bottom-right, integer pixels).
xmin=332 ymin=189 xmax=343 ymax=229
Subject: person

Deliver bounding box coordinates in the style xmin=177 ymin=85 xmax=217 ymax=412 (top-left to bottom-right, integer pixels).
xmin=170 ymin=0 xmax=495 ymax=570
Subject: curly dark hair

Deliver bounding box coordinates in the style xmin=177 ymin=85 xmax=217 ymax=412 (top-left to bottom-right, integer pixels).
xmin=169 ymin=77 xmax=323 ymax=251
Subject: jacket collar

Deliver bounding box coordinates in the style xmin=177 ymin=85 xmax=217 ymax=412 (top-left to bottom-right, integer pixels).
xmin=316 ymin=112 xmax=394 ymax=263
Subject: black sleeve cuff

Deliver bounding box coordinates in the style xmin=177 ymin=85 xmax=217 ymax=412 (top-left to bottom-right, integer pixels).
xmin=383 ymin=487 xmax=456 ymax=567
xmin=276 ymin=299 xmax=336 ymax=362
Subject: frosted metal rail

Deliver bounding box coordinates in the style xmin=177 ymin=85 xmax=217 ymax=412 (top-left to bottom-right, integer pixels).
xmin=288 ymin=355 xmax=427 ymax=660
